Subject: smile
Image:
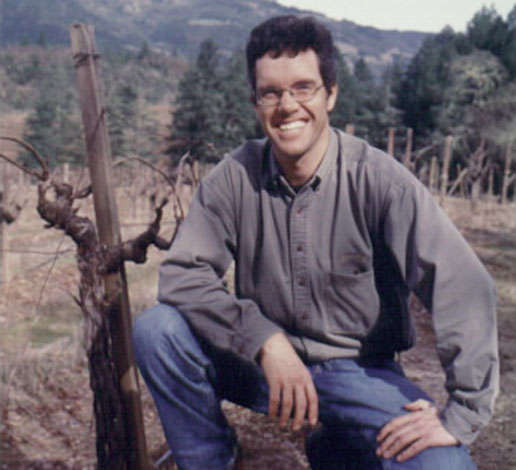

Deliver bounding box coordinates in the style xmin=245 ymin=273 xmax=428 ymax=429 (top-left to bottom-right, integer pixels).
xmin=279 ymin=120 xmax=306 ymax=131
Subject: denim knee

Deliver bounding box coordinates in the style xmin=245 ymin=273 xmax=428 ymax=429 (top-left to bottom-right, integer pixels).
xmin=132 ymin=303 xmax=190 ymax=366
xmin=385 ymin=444 xmax=476 ymax=470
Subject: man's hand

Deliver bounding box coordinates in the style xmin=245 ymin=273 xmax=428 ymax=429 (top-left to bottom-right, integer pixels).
xmin=376 ymin=399 xmax=459 ymax=462
xmin=258 ymin=332 xmax=318 ymax=431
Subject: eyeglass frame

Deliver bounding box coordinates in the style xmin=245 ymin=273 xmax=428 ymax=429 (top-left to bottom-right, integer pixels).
xmin=253 ymin=82 xmax=325 ymax=107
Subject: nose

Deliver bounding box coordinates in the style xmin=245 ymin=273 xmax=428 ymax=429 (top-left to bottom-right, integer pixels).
xmin=277 ymin=89 xmax=299 ymax=112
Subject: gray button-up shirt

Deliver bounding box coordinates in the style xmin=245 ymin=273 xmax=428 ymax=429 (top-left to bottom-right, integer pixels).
xmin=158 ymin=129 xmax=498 ymax=445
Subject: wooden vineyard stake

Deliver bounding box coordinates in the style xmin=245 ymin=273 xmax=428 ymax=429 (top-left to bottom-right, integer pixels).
xmin=403 ymin=127 xmax=413 ymax=169
xmin=387 ymin=127 xmax=395 ymax=157
xmin=440 ymin=136 xmax=453 ymax=205
xmin=70 ymin=23 xmax=149 ymax=470
xmin=501 ymin=141 xmax=514 ymax=205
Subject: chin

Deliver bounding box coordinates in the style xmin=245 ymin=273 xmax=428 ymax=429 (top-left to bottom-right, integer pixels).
xmin=272 ymin=146 xmax=305 ymax=161
xmin=271 ymin=137 xmax=311 ymax=159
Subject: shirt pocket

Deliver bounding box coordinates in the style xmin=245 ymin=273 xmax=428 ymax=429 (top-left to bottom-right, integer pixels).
xmin=324 ymin=262 xmax=380 ymax=339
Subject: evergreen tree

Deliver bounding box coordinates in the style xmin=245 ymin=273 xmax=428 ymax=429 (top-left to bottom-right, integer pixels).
xmin=330 ymin=53 xmax=358 ymax=131
xmin=351 ymin=58 xmax=386 ymax=145
xmin=501 ymin=5 xmax=516 ymax=78
xmin=467 ymin=6 xmax=508 ymax=56
xmin=397 ymin=27 xmax=458 ymax=142
xmin=168 ymin=39 xmax=227 ymax=165
xmin=107 ymin=83 xmax=138 ymax=158
xmin=22 ymin=67 xmax=84 ymax=168
xmin=219 ymin=50 xmax=262 ymax=150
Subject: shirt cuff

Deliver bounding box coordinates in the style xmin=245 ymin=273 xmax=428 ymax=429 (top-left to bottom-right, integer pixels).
xmin=230 ymin=304 xmax=283 ymax=363
xmin=440 ymin=399 xmax=485 ymax=445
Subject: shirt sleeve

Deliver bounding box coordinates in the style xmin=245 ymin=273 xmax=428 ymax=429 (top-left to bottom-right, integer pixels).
xmin=157 ymin=161 xmax=282 ymax=363
xmin=381 ymin=174 xmax=499 ymax=445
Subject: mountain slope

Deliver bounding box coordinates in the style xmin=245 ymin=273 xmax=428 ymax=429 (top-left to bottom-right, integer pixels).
xmin=0 ymin=0 xmax=430 ymax=72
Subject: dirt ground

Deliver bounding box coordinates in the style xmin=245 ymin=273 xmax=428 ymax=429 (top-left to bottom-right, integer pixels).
xmin=0 ymin=196 xmax=514 ymax=469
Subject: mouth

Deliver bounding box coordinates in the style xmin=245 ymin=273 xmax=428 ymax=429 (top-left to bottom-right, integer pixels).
xmin=278 ymin=120 xmax=307 ymax=132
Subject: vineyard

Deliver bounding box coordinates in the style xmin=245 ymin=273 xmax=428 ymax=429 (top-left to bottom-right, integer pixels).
xmin=1 ymin=6 xmax=516 ymax=468
xmin=1 ymin=75 xmax=515 ymax=470
xmin=0 ymin=165 xmax=514 ymax=469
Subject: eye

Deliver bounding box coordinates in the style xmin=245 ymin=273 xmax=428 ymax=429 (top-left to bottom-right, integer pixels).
xmin=292 ymin=82 xmax=315 ymax=97
xmin=261 ymin=90 xmax=278 ymax=99
xmin=294 ymin=82 xmax=314 ymax=91
xmin=258 ymin=88 xmax=279 ymax=99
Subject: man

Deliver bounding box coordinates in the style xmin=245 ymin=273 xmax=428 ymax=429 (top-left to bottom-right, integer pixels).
xmin=133 ymin=15 xmax=498 ymax=469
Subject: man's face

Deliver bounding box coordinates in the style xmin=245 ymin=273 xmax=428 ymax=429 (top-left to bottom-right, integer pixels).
xmin=253 ymin=49 xmax=337 ymax=165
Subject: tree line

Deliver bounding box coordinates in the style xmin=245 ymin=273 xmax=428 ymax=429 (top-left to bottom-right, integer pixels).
xmin=0 ymin=41 xmax=186 ymax=168
xmin=1 ymin=5 xmax=514 ymax=198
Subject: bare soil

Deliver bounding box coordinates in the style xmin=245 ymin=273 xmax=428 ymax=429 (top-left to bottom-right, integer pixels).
xmin=0 ymin=195 xmax=514 ymax=470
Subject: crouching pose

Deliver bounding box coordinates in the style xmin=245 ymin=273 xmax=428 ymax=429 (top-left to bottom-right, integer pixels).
xmin=133 ymin=15 xmax=498 ymax=469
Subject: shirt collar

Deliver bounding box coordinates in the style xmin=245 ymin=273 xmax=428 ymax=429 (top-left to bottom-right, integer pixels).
xmin=264 ymin=128 xmax=339 ymax=192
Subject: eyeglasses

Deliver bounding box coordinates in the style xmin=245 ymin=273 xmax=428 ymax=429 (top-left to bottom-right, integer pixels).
xmin=255 ymin=83 xmax=324 ymax=107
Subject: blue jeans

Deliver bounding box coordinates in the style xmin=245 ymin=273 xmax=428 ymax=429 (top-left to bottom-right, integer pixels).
xmin=132 ymin=304 xmax=476 ymax=470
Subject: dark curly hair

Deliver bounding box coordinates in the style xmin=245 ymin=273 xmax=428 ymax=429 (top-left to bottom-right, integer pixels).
xmin=245 ymin=15 xmax=337 ymax=95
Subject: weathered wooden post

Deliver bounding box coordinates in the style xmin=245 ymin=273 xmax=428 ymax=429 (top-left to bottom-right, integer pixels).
xmin=440 ymin=136 xmax=453 ymax=205
xmin=403 ymin=128 xmax=413 ymax=169
xmin=487 ymin=168 xmax=494 ymax=202
xmin=70 ymin=23 xmax=149 ymax=470
xmin=456 ymin=164 xmax=466 ymax=198
xmin=387 ymin=127 xmax=395 ymax=157
xmin=501 ymin=141 xmax=513 ymax=204
xmin=345 ymin=123 xmax=355 ymax=135
xmin=63 ymin=162 xmax=70 ymax=184
xmin=429 ymin=156 xmax=437 ymax=193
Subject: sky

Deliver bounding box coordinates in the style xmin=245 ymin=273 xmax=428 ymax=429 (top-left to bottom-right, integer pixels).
xmin=276 ymin=0 xmax=516 ymax=33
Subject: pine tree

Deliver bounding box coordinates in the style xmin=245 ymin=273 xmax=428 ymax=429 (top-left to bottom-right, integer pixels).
xmin=219 ymin=50 xmax=262 ymax=151
xmin=107 ymin=83 xmax=138 ymax=159
xmin=467 ymin=6 xmax=508 ymax=56
xmin=22 ymin=64 xmax=84 ymax=168
xmin=352 ymin=58 xmax=382 ymax=143
xmin=330 ymin=53 xmax=358 ymax=131
xmin=397 ymin=27 xmax=458 ymax=142
xmin=501 ymin=5 xmax=516 ymax=78
xmin=168 ymin=39 xmax=226 ymax=165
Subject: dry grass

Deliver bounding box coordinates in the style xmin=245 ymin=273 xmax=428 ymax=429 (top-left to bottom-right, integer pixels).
xmin=0 ymin=188 xmax=514 ymax=469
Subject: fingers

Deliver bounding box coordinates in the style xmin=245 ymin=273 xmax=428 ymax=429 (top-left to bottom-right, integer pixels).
xmin=260 ymin=333 xmax=319 ymax=431
xmin=403 ymin=398 xmax=433 ymax=411
xmin=268 ymin=381 xmax=281 ymax=419
xmin=306 ymin=380 xmax=319 ymax=428
xmin=395 ymin=435 xmax=432 ymax=462
xmin=277 ymin=379 xmax=317 ymax=431
xmin=291 ymin=384 xmax=307 ymax=431
xmin=376 ymin=403 xmax=458 ymax=462
xmin=279 ymin=384 xmax=294 ymax=428
xmin=377 ymin=412 xmax=428 ymax=459
xmin=377 ymin=407 xmax=428 ymax=442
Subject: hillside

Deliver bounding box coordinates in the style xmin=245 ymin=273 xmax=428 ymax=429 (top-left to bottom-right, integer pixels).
xmin=0 ymin=0 xmax=430 ymax=74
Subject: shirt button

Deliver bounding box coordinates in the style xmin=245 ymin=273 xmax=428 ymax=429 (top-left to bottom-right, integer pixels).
xmin=471 ymin=425 xmax=478 ymax=433
xmin=296 ymin=244 xmax=303 ymax=252
xmin=298 ymin=278 xmax=306 ymax=286
xmin=297 ymin=207 xmax=303 ymax=214
xmin=300 ymin=312 xmax=309 ymax=321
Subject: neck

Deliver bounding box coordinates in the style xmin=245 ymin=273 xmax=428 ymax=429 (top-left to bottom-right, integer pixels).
xmin=274 ymin=127 xmax=330 ymax=187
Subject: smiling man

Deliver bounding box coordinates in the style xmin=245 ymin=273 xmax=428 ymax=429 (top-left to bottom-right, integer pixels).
xmin=133 ymin=15 xmax=498 ymax=470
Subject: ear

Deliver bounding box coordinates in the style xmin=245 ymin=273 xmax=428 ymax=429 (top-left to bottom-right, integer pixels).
xmin=326 ymin=83 xmax=338 ymax=112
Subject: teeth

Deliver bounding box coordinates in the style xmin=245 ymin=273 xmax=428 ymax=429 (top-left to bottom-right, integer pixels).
xmin=279 ymin=121 xmax=305 ymax=131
